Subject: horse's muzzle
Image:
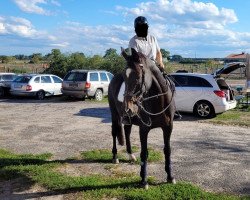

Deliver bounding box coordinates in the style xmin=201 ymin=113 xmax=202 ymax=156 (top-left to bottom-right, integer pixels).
xmin=123 ymin=98 xmax=139 ymax=117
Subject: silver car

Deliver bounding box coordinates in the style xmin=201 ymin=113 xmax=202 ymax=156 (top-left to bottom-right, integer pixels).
xmin=61 ymin=70 xmax=113 ymax=101
xmin=0 ymin=73 xmax=17 ymax=97
xmin=10 ymin=74 xmax=63 ymax=100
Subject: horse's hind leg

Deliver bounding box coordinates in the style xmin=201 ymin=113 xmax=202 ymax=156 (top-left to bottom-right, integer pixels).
xmin=124 ymin=125 xmax=136 ymax=162
xmin=162 ymin=124 xmax=176 ymax=184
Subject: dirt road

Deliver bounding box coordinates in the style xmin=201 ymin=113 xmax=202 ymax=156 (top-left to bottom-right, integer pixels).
xmin=0 ymin=96 xmax=249 ymax=198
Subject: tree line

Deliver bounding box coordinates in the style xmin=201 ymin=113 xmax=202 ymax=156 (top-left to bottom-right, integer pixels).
xmin=0 ymin=48 xmax=173 ymax=77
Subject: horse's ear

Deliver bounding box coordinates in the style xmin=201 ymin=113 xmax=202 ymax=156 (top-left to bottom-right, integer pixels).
xmin=131 ymin=48 xmax=140 ymax=62
xmin=121 ymin=47 xmax=132 ymax=60
xmin=121 ymin=47 xmax=128 ymax=60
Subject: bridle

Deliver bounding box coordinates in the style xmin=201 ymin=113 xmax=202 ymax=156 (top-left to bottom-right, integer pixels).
xmin=123 ymin=65 xmax=175 ymax=127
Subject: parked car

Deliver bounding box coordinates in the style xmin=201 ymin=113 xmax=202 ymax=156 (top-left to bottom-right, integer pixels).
xmin=0 ymin=73 xmax=17 ymax=97
xmin=169 ymin=62 xmax=245 ymax=118
xmin=61 ymin=70 xmax=114 ymax=101
xmin=10 ymin=74 xmax=63 ymax=100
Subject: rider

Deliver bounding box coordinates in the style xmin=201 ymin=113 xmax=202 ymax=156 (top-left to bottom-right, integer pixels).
xmin=121 ymin=16 xmax=168 ymax=125
xmin=128 ymin=16 xmax=165 ymax=72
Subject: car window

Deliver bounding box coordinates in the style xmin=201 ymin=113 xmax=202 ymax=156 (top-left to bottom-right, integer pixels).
xmin=34 ymin=77 xmax=40 ymax=83
xmin=52 ymin=76 xmax=62 ymax=83
xmin=170 ymin=75 xmax=188 ymax=87
xmin=2 ymin=75 xmax=16 ymax=81
xmin=187 ymin=76 xmax=212 ymax=87
xmin=170 ymin=75 xmax=212 ymax=87
xmin=107 ymin=72 xmax=114 ymax=81
xmin=41 ymin=76 xmax=52 ymax=83
xmin=14 ymin=76 xmax=32 ymax=83
xmin=100 ymin=72 xmax=108 ymax=82
xmin=64 ymin=72 xmax=87 ymax=81
xmin=89 ymin=73 xmax=99 ymax=81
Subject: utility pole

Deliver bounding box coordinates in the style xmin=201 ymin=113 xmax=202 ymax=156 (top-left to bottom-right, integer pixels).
xmin=246 ymin=54 xmax=250 ymax=91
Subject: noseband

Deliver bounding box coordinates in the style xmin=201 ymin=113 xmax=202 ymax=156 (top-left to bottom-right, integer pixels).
xmin=124 ymin=65 xmax=147 ymax=103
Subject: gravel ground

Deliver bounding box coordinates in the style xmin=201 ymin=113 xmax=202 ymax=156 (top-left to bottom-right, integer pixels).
xmin=0 ymin=96 xmax=249 ymax=199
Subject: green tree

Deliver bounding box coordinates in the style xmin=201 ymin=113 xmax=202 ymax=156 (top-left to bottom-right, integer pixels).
xmin=1 ymin=56 xmax=16 ymax=63
xmin=30 ymin=53 xmax=43 ymax=64
xmin=68 ymin=52 xmax=86 ymax=70
xmin=104 ymin=48 xmax=118 ymax=59
xmin=160 ymin=49 xmax=170 ymax=60
xmin=44 ymin=49 xmax=68 ymax=77
xmin=171 ymin=55 xmax=183 ymax=62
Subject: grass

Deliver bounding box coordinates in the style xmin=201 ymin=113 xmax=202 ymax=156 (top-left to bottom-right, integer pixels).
xmin=81 ymin=146 xmax=163 ymax=164
xmin=0 ymin=149 xmax=249 ymax=200
xmin=206 ymin=106 xmax=250 ymax=127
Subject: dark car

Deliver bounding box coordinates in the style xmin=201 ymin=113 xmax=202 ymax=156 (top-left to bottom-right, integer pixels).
xmin=0 ymin=73 xmax=17 ymax=97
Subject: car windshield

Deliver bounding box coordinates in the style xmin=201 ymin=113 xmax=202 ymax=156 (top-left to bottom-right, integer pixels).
xmin=1 ymin=75 xmax=16 ymax=81
xmin=64 ymin=72 xmax=87 ymax=81
xmin=14 ymin=76 xmax=32 ymax=83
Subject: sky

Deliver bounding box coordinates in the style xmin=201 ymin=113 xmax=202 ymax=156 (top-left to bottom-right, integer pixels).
xmin=0 ymin=0 xmax=250 ymax=58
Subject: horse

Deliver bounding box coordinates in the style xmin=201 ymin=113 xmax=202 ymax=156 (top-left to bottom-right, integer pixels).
xmin=108 ymin=48 xmax=176 ymax=189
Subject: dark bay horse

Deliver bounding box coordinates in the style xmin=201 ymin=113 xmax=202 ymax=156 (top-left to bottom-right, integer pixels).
xmin=108 ymin=48 xmax=176 ymax=189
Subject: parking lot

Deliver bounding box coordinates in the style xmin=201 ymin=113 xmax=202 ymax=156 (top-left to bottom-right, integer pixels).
xmin=0 ymin=96 xmax=249 ymax=197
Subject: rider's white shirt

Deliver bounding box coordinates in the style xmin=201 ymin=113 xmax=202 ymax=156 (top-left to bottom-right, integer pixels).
xmin=128 ymin=34 xmax=160 ymax=61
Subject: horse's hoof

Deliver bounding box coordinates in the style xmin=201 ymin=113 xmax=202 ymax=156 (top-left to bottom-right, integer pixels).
xmin=139 ymin=183 xmax=149 ymax=190
xmin=128 ymin=154 xmax=137 ymax=162
xmin=112 ymin=158 xmax=119 ymax=164
xmin=144 ymin=184 xmax=149 ymax=190
xmin=167 ymin=178 xmax=176 ymax=184
xmin=139 ymin=182 xmax=149 ymax=190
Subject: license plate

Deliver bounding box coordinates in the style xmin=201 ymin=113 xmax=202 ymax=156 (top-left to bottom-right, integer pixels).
xmin=14 ymin=84 xmax=22 ymax=88
xmin=69 ymin=83 xmax=78 ymax=87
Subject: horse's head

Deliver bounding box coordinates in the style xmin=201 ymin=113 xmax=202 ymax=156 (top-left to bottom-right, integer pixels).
xmin=121 ymin=48 xmax=152 ymax=117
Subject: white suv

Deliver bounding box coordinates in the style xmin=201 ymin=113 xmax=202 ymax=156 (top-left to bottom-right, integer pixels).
xmin=10 ymin=74 xmax=62 ymax=100
xmin=169 ymin=62 xmax=245 ymax=118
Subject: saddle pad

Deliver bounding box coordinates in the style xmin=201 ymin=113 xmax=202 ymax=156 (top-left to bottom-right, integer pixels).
xmin=118 ymin=82 xmax=125 ymax=102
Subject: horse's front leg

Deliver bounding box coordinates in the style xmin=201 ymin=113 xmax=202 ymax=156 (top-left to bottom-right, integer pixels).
xmin=124 ymin=124 xmax=137 ymax=162
xmin=112 ymin=121 xmax=122 ymax=164
xmin=139 ymin=126 xmax=149 ymax=189
xmin=162 ymin=123 xmax=176 ymax=184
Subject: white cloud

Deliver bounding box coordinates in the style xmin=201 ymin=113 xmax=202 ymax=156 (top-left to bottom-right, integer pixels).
xmin=117 ymin=0 xmax=238 ymax=30
xmin=0 ymin=16 xmax=56 ymax=42
xmin=12 ymin=0 xmax=60 ymax=15
xmin=13 ymin=0 xmax=49 ymax=15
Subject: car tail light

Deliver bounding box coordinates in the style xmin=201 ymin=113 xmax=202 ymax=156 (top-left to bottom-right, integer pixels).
xmin=85 ymin=82 xmax=91 ymax=89
xmin=26 ymin=85 xmax=32 ymax=91
xmin=214 ymin=90 xmax=225 ymax=98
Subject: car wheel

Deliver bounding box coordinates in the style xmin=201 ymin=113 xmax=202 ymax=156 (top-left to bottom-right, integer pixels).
xmin=194 ymin=101 xmax=215 ymax=118
xmin=0 ymin=87 xmax=5 ymax=97
xmin=36 ymin=90 xmax=45 ymax=100
xmin=94 ymin=89 xmax=103 ymax=101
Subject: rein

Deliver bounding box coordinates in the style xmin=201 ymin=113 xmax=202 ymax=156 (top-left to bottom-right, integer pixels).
xmin=137 ymin=89 xmax=174 ymax=116
xmin=124 ymin=63 xmax=175 ymax=127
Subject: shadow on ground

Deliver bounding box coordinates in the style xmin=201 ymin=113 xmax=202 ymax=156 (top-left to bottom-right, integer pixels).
xmin=76 ymin=107 xmax=111 ymax=123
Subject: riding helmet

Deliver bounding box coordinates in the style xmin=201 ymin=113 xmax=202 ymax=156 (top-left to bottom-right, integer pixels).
xmin=134 ymin=16 xmax=149 ymax=38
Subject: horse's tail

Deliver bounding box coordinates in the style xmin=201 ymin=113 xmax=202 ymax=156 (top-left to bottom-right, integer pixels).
xmin=110 ymin=115 xmax=124 ymax=146
xmin=116 ymin=122 xmax=124 ymax=146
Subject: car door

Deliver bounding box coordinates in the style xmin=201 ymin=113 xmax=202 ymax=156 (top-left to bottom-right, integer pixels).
xmin=100 ymin=72 xmax=109 ymax=95
xmin=41 ymin=76 xmax=54 ymax=94
xmin=171 ymin=75 xmax=191 ymax=111
xmin=171 ymin=74 xmax=213 ymax=112
xmin=51 ymin=75 xmax=62 ymax=95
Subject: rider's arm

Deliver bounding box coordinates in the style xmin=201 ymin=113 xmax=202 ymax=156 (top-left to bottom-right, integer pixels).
xmin=156 ymin=50 xmax=164 ymax=70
